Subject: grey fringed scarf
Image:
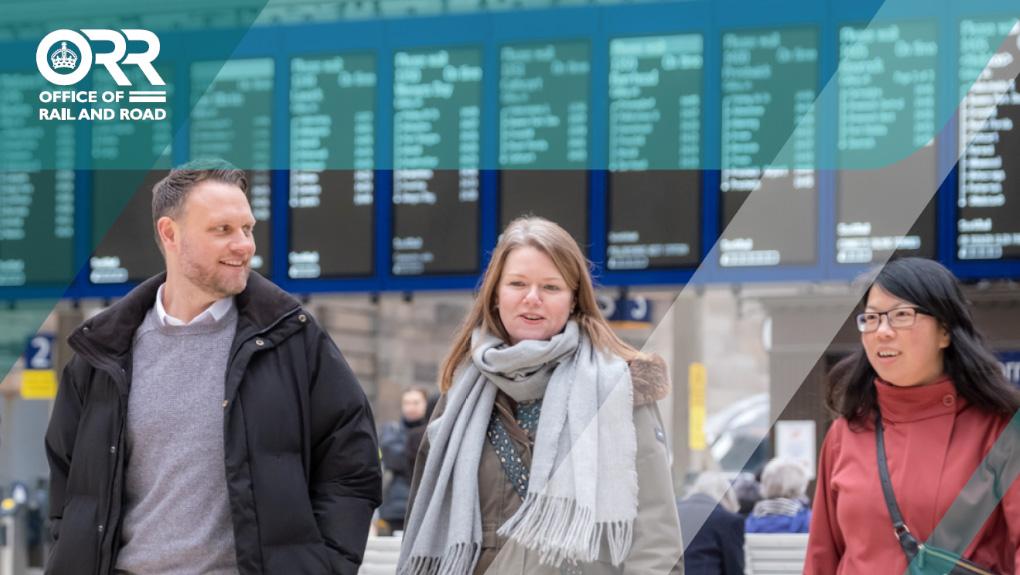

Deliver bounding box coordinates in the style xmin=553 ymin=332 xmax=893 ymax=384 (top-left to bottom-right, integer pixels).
xmin=398 ymin=321 xmax=638 ymax=575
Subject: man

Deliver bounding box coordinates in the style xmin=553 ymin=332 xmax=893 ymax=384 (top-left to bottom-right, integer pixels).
xmin=45 ymin=161 xmax=382 ymax=574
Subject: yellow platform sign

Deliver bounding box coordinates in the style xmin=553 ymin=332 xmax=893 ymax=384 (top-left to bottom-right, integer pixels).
xmin=21 ymin=369 xmax=57 ymax=400
xmin=688 ymin=362 xmax=707 ymax=451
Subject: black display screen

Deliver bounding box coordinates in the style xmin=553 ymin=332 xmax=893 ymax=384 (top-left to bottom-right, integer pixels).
xmin=836 ymin=22 xmax=938 ymax=264
xmin=0 ymin=72 xmax=76 ymax=286
xmin=606 ymin=34 xmax=703 ymax=270
xmin=289 ymin=54 xmax=376 ymax=278
xmin=957 ymin=19 xmax=1020 ymax=261
xmin=90 ymin=66 xmax=173 ymax=284
xmin=720 ymin=28 xmax=818 ymax=267
xmin=392 ymin=47 xmax=482 ymax=276
xmin=499 ymin=42 xmax=589 ymax=245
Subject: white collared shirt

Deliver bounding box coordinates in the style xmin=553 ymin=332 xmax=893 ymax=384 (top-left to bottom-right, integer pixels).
xmin=155 ymin=284 xmax=235 ymax=327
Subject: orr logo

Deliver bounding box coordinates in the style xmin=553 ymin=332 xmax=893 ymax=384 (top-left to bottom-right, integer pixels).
xmin=36 ymin=29 xmax=168 ymax=121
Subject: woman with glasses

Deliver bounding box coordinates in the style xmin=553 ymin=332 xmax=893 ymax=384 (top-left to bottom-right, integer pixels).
xmin=805 ymin=257 xmax=1020 ymax=574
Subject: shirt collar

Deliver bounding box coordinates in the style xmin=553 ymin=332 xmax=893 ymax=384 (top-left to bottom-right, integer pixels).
xmin=155 ymin=283 xmax=235 ymax=327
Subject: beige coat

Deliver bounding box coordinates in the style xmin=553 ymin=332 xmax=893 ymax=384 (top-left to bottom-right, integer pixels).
xmin=407 ymin=356 xmax=684 ymax=574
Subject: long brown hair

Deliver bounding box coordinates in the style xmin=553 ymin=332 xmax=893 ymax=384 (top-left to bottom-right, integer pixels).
xmin=438 ymin=216 xmax=643 ymax=392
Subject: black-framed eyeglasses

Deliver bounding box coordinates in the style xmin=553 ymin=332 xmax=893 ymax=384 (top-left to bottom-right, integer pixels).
xmin=855 ymin=307 xmax=930 ymax=333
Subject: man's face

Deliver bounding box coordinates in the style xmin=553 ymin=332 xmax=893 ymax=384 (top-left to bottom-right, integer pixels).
xmin=167 ymin=181 xmax=256 ymax=300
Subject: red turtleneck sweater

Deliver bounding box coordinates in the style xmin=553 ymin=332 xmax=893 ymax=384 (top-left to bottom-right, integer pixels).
xmin=805 ymin=378 xmax=1020 ymax=574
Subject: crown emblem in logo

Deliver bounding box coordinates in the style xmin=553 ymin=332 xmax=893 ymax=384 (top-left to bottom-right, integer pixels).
xmin=50 ymin=41 xmax=78 ymax=70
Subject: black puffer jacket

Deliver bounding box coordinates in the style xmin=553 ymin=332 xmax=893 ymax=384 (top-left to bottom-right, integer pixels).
xmin=44 ymin=272 xmax=382 ymax=574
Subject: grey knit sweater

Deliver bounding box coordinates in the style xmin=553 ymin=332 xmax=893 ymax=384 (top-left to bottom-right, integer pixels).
xmin=114 ymin=305 xmax=239 ymax=574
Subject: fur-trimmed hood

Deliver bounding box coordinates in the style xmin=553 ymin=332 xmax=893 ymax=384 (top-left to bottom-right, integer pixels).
xmin=630 ymin=355 xmax=671 ymax=406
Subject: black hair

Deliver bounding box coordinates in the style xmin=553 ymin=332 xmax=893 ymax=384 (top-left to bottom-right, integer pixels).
xmin=828 ymin=257 xmax=1020 ymax=426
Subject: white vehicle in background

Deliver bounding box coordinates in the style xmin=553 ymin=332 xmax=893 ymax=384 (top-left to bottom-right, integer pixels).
xmin=705 ymin=393 xmax=771 ymax=476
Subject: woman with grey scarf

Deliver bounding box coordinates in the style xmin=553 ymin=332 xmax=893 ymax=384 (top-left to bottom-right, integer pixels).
xmin=399 ymin=217 xmax=684 ymax=575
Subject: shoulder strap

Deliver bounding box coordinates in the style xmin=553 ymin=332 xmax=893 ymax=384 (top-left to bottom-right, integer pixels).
xmin=875 ymin=412 xmax=922 ymax=560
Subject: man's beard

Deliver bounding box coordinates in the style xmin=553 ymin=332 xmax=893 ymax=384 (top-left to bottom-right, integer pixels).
xmin=179 ymin=241 xmax=250 ymax=298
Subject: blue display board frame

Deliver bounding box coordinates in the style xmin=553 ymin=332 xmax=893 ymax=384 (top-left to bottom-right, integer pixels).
xmin=2 ymin=0 xmax=1019 ymax=301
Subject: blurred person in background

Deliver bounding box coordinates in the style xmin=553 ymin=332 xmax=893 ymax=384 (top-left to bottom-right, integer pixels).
xmin=806 ymin=257 xmax=1020 ymax=573
xmin=378 ymin=386 xmax=430 ymax=535
xmin=403 ymin=392 xmax=438 ymax=477
xmin=677 ymin=471 xmax=745 ymax=575
xmin=399 ymin=216 xmax=683 ymax=574
xmin=744 ymin=458 xmax=810 ymax=533
xmin=731 ymin=472 xmax=762 ymax=517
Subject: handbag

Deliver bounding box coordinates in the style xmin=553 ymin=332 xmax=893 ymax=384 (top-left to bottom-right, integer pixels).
xmin=875 ymin=412 xmax=998 ymax=575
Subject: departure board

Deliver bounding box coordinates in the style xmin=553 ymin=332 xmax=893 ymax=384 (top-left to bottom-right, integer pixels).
xmin=720 ymin=28 xmax=818 ymax=267
xmin=0 ymin=72 xmax=75 ymax=286
xmin=289 ymin=54 xmax=376 ymax=278
xmin=958 ymin=19 xmax=1020 ymax=260
xmin=191 ymin=59 xmax=274 ymax=275
xmin=90 ymin=67 xmax=172 ymax=284
xmin=836 ymin=22 xmax=938 ymax=264
xmin=392 ymin=47 xmax=481 ymax=276
xmin=90 ymin=171 xmax=169 ymax=284
xmin=499 ymin=42 xmax=589 ymax=245
xmin=607 ymin=34 xmax=703 ymax=270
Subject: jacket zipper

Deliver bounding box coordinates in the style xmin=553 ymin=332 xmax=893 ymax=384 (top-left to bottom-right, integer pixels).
xmin=220 ymin=306 xmax=303 ymax=573
xmin=95 ymin=359 xmax=129 ymax=575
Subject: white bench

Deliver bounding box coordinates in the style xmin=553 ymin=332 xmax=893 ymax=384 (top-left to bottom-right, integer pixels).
xmin=359 ymin=532 xmax=809 ymax=575
xmin=744 ymin=533 xmax=809 ymax=575
xmin=359 ymin=535 xmax=402 ymax=575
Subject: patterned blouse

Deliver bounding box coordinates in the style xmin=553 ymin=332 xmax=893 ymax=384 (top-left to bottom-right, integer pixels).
xmin=486 ymin=398 xmax=542 ymax=499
